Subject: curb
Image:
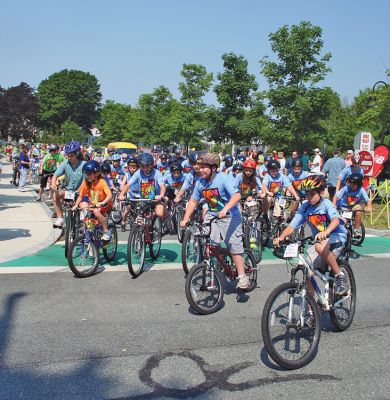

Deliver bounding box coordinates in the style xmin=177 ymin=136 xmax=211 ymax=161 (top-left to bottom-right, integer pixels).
xmin=365 ymin=228 xmax=390 ymax=237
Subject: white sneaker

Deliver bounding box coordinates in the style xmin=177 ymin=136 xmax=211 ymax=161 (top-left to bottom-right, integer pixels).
xmin=236 ymin=275 xmax=250 ymax=289
xmin=53 ymin=218 xmax=64 ymax=228
xmin=101 ymin=231 xmax=112 ymax=241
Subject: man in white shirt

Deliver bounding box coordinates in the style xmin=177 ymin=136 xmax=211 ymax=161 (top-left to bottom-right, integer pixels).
xmin=310 ymin=148 xmax=322 ymax=173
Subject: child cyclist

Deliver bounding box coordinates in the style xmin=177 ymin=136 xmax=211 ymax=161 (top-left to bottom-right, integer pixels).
xmin=163 ymin=162 xmax=186 ymax=203
xmin=273 ymin=175 xmax=349 ymax=296
xmin=72 ymin=160 xmax=113 ymax=241
xmin=287 ymin=159 xmax=309 ymax=219
xmin=333 ymin=172 xmax=372 ymax=237
xmin=180 ymin=152 xmax=250 ymax=289
xmin=235 ymin=159 xmax=263 ymax=201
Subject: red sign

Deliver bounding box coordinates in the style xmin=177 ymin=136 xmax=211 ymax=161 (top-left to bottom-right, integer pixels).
xmin=357 ymin=150 xmax=373 ymax=175
xmin=372 ymin=145 xmax=389 ymax=178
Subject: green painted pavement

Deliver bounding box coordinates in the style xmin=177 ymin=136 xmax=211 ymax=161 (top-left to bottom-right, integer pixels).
xmin=0 ymin=236 xmax=389 ymax=268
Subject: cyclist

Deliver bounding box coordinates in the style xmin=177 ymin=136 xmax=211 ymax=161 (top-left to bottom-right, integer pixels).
xmin=336 ymin=154 xmax=364 ymax=192
xmin=287 ymin=159 xmax=309 ymax=219
xmin=180 ymin=152 xmax=250 ymax=289
xmin=261 ymin=159 xmax=300 ymax=219
xmin=235 ymin=159 xmax=262 ymax=201
xmin=72 ymin=160 xmax=113 ymax=241
xmin=231 ymin=163 xmax=243 ymax=179
xmin=258 ymin=155 xmax=272 ymax=178
xmin=156 ymin=153 xmax=169 ymax=175
xmin=273 ymin=174 xmax=349 ymax=296
xmin=51 ymin=141 xmax=86 ymax=228
xmin=220 ymin=155 xmax=233 ymax=174
xmin=181 ymin=151 xmax=197 ymax=174
xmin=163 ymin=162 xmax=186 ymax=203
xmin=174 ymin=159 xmax=202 ymax=203
xmin=36 ymin=144 xmax=65 ymax=202
xmin=333 ymin=172 xmax=372 ymax=237
xmin=101 ymin=162 xmax=114 ymax=189
xmin=110 ymin=154 xmax=126 ymax=189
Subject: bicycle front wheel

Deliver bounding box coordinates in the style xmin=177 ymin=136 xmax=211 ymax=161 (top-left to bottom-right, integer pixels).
xmin=329 ymin=261 xmax=356 ymax=331
xmin=149 ymin=215 xmax=162 ymax=259
xmin=175 ymin=205 xmax=186 ymax=243
xmin=261 ymin=282 xmax=321 ymax=369
xmin=185 ymin=262 xmax=224 ymax=315
xmin=127 ymin=227 xmax=146 ymax=278
xmin=352 ymin=222 xmax=365 ymax=246
xmin=181 ymin=229 xmax=202 ymax=275
xmin=103 ymin=223 xmax=118 ymax=261
xmin=68 ymin=235 xmax=99 ymax=278
xmin=244 ymin=223 xmax=263 ymax=264
xmin=243 ymin=248 xmax=258 ymax=292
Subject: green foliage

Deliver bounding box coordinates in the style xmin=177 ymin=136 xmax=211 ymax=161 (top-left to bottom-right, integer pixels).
xmin=36 ymin=69 xmax=101 ymax=133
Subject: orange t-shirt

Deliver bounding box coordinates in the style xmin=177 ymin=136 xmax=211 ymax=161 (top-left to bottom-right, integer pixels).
xmin=78 ymin=178 xmax=112 ymax=206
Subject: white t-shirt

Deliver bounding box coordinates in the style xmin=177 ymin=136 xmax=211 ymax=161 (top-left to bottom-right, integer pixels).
xmin=311 ymin=154 xmax=322 ymax=173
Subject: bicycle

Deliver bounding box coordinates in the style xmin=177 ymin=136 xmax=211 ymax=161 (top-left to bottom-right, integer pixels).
xmin=172 ymin=198 xmax=187 ymax=243
xmin=340 ymin=208 xmax=366 ymax=247
xmin=242 ymin=196 xmax=263 ymax=264
xmin=67 ymin=206 xmax=118 ymax=278
xmin=126 ymin=199 xmax=163 ymax=278
xmin=184 ymin=216 xmax=258 ymax=315
xmin=261 ymin=236 xmax=356 ymax=369
xmin=110 ymin=188 xmax=123 ymax=225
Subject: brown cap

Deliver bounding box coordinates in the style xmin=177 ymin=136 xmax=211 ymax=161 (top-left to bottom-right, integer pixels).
xmin=198 ymin=152 xmax=220 ymax=167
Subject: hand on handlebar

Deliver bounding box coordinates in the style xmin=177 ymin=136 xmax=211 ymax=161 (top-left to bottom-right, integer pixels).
xmin=179 ymin=219 xmax=189 ymax=228
xmin=315 ymin=231 xmax=328 ymax=241
xmin=273 ymin=237 xmax=282 ymax=247
xmin=218 ymin=207 xmax=230 ymax=219
xmin=118 ymin=194 xmax=125 ymax=201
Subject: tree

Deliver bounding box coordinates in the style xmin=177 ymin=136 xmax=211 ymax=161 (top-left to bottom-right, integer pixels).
xmin=260 ymin=21 xmax=336 ymax=150
xmin=0 ymin=82 xmax=38 ymax=141
xmin=36 ymin=69 xmax=101 ymax=133
xmin=178 ymin=64 xmax=213 ymax=148
xmin=210 ymin=53 xmax=258 ymax=147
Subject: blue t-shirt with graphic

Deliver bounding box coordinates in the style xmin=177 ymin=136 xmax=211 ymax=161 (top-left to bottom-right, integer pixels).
xmin=290 ymin=198 xmax=347 ymax=240
xmin=127 ymin=168 xmax=163 ymax=199
xmin=338 ymin=166 xmax=364 ymax=186
xmin=335 ymin=185 xmax=369 ymax=209
xmin=164 ymin=173 xmax=185 ymax=194
xmin=287 ymin=170 xmax=309 ymax=197
xmin=262 ymin=172 xmax=291 ymax=198
xmin=234 ymin=173 xmax=262 ymax=198
xmin=156 ymin=161 xmax=169 ymax=176
xmin=181 ymin=171 xmax=201 ymax=192
xmin=191 ymin=172 xmax=240 ymax=216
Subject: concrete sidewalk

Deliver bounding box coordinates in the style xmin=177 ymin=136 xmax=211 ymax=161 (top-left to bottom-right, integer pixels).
xmin=0 ymin=162 xmax=61 ymax=263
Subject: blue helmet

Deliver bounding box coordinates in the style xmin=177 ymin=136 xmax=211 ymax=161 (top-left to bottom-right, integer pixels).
xmin=139 ymin=152 xmax=154 ymax=165
xmin=83 ymin=160 xmax=101 ymax=174
xmin=111 ymin=154 xmax=121 ymax=161
xmin=64 ymin=141 xmax=80 ymax=154
xmin=237 ymin=155 xmax=246 ymax=162
xmin=225 ymin=155 xmax=233 ymax=165
xmin=188 ymin=151 xmax=198 ymax=163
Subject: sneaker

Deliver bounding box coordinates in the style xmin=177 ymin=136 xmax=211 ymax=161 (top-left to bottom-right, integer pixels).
xmin=236 ymin=274 xmax=250 ymax=290
xmin=353 ymin=228 xmax=361 ymax=238
xmin=101 ymin=231 xmax=112 ymax=241
xmin=334 ymin=273 xmax=349 ymax=296
xmin=52 ymin=212 xmax=57 ymax=218
xmin=35 ymin=198 xmax=41 ymax=202
xmin=53 ymin=218 xmax=64 ymax=228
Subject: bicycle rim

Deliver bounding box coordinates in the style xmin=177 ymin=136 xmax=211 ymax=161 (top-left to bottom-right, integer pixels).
xmin=149 ymin=216 xmax=162 ymax=259
xmin=103 ymin=223 xmax=118 ymax=261
xmin=261 ymin=283 xmax=321 ymax=369
xmin=68 ymin=235 xmax=99 ymax=278
xmin=182 ymin=230 xmax=202 ymax=275
xmin=128 ymin=228 xmax=145 ymax=277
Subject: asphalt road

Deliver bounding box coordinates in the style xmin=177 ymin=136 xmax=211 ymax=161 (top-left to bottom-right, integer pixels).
xmin=0 ymin=257 xmax=389 ymax=400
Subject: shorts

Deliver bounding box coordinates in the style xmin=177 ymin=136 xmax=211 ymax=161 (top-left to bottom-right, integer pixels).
xmin=204 ymin=213 xmax=244 ymax=255
xmin=40 ymin=170 xmax=53 ymax=189
xmin=307 ymin=234 xmax=345 ymax=271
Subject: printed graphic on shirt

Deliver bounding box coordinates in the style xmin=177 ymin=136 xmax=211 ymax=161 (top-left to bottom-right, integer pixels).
xmin=183 ymin=166 xmax=192 ymax=173
xmin=89 ymin=189 xmax=100 ymax=205
xmin=347 ymin=195 xmax=359 ymax=206
xmin=47 ymin=158 xmax=56 ymax=170
xmin=269 ymin=181 xmax=283 ymax=195
xmin=308 ymin=213 xmax=328 ymax=232
xmin=292 ymin=179 xmax=305 ymax=195
xmin=159 ymin=166 xmax=167 ymax=174
xmin=172 ymin=180 xmax=183 ymax=194
xmin=202 ymin=188 xmax=225 ymax=212
xmin=141 ymin=179 xmax=156 ymax=199
xmin=241 ymin=181 xmax=255 ymax=197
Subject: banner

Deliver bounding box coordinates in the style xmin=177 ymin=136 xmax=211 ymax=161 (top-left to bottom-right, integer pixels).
xmin=372 ymin=145 xmax=390 ymax=178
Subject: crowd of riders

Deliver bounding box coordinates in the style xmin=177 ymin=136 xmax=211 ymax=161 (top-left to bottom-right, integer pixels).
xmin=1 ymin=141 xmax=371 ymax=289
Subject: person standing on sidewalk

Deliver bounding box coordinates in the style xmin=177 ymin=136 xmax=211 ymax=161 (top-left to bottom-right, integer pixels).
xmin=322 ymin=148 xmax=346 ymax=200
xmin=309 ymin=148 xmax=323 ymax=174
xmin=18 ymin=144 xmax=30 ymax=191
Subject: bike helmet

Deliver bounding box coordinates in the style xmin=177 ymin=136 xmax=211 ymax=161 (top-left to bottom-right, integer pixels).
xmin=225 ymin=155 xmax=233 ymax=165
xmin=101 ymin=162 xmax=112 ymax=174
xmin=242 ymin=159 xmax=257 ymax=169
xmin=346 ymin=172 xmax=363 ymax=186
xmin=232 ymin=163 xmax=243 ymax=172
xmin=352 ymin=154 xmax=361 ymax=164
xmin=267 ymin=160 xmax=281 ymax=170
xmin=127 ymin=157 xmax=139 ymax=166
xmin=48 ymin=144 xmax=59 ymax=152
xmin=188 ymin=151 xmax=198 ymax=163
xmin=64 ymin=141 xmax=81 ymax=154
xmin=160 ymin=153 xmax=168 ymax=160
xmin=170 ymin=162 xmax=183 ymax=173
xmin=198 ymin=152 xmax=220 ymax=168
xmin=83 ymin=160 xmax=101 ymax=174
xmin=291 ymin=159 xmax=303 ymax=168
xmin=237 ymin=155 xmax=246 ymax=163
xmin=111 ymin=154 xmax=121 ymax=161
xmin=264 ymin=155 xmax=272 ymax=163
xmin=139 ymin=152 xmax=154 ymax=165
xmin=300 ymin=175 xmax=327 ymax=192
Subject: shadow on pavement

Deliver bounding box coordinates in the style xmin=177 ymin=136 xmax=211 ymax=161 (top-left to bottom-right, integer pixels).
xmin=0 ymin=228 xmax=31 ymax=241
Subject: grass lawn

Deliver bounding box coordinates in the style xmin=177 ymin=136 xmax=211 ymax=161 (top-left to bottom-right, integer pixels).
xmin=364 ymin=202 xmax=390 ymax=230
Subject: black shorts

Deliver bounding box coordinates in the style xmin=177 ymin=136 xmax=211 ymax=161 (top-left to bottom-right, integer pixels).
xmin=40 ymin=170 xmax=54 ymax=189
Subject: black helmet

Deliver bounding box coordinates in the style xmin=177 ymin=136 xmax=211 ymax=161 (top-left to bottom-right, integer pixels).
xmin=160 ymin=153 xmax=168 ymax=160
xmin=83 ymin=160 xmax=101 ymax=174
xmin=291 ymin=159 xmax=303 ymax=168
xmin=48 ymin=144 xmax=59 ymax=152
xmin=346 ymin=172 xmax=363 ymax=186
xmin=170 ymin=162 xmax=183 ymax=173
xmin=101 ymin=162 xmax=112 ymax=174
xmin=267 ymin=160 xmax=281 ymax=170
xmin=232 ymin=163 xmax=243 ymax=172
xmin=188 ymin=151 xmax=197 ymax=163
xmin=127 ymin=157 xmax=139 ymax=166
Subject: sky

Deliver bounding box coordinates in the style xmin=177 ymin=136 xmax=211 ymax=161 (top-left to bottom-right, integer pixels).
xmin=1 ymin=0 xmax=389 ymax=106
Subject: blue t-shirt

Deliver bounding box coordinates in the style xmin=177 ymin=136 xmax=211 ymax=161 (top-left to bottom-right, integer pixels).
xmin=181 ymin=159 xmax=193 ymax=174
xmin=338 ymin=166 xmax=364 ymax=186
xmin=191 ymin=172 xmax=240 ymax=216
xmin=290 ymin=198 xmax=347 ymax=240
xmin=181 ymin=171 xmax=201 ymax=192
xmin=287 ymin=170 xmax=309 ymax=197
xmin=124 ymin=171 xmax=140 ymax=199
xmin=258 ymin=164 xmax=268 ymax=178
xmin=262 ymin=172 xmax=291 ymax=198
xmin=55 ymin=160 xmax=86 ymax=191
xmin=335 ymin=185 xmax=369 ymax=209
xmin=234 ymin=173 xmax=262 ymax=198
xmin=164 ymin=173 xmax=185 ymax=194
xmin=127 ymin=168 xmax=163 ymax=199
xmin=19 ymin=152 xmax=30 ymax=169
xmin=156 ymin=161 xmax=169 ymax=175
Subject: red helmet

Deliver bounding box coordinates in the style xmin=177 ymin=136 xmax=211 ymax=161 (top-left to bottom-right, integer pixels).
xmin=242 ymin=159 xmax=257 ymax=169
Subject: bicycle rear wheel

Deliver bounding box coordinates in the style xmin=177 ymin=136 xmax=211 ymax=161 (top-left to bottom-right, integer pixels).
xmin=352 ymin=222 xmax=365 ymax=246
xmin=244 ymin=222 xmax=262 ymax=264
xmin=181 ymin=229 xmax=202 ymax=275
xmin=329 ymin=261 xmax=356 ymax=331
xmin=261 ymin=282 xmax=321 ymax=369
xmin=68 ymin=235 xmax=99 ymax=278
xmin=127 ymin=227 xmax=146 ymax=278
xmin=149 ymin=215 xmax=162 ymax=259
xmin=175 ymin=205 xmax=186 ymax=243
xmin=243 ymin=248 xmax=257 ymax=292
xmin=185 ymin=262 xmax=224 ymax=315
xmin=103 ymin=223 xmax=118 ymax=261
xmin=111 ymin=197 xmax=122 ymax=224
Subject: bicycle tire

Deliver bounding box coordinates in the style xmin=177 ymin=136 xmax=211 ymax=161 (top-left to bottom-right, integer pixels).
xmin=352 ymin=222 xmax=365 ymax=246
xmin=181 ymin=228 xmax=202 ymax=275
xmin=185 ymin=262 xmax=224 ymax=315
xmin=111 ymin=198 xmax=122 ymax=224
xmin=260 ymin=218 xmax=270 ymax=247
xmin=176 ymin=205 xmax=186 ymax=243
xmin=329 ymin=261 xmax=356 ymax=331
xmin=244 ymin=223 xmax=263 ymax=264
xmin=64 ymin=211 xmax=72 ymax=258
xmin=103 ymin=223 xmax=118 ymax=261
xmin=149 ymin=215 xmax=162 ymax=259
xmin=261 ymin=282 xmax=321 ymax=369
xmin=243 ymin=248 xmax=258 ymax=292
xmin=127 ymin=227 xmax=146 ymax=278
xmin=67 ymin=235 xmax=99 ymax=278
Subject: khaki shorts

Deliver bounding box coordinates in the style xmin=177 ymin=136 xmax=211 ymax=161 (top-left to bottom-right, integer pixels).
xmin=204 ymin=213 xmax=244 ymax=255
xmin=307 ymin=234 xmax=346 ymax=271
